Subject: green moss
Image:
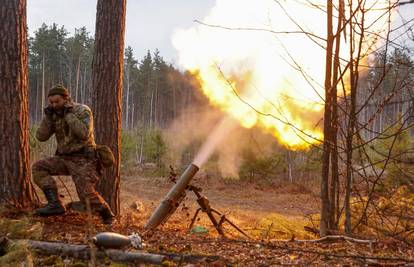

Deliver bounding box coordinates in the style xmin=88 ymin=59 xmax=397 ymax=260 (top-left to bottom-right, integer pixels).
xmin=0 ymin=217 xmax=42 ymax=240
xmin=69 ymin=262 xmax=88 ymax=267
xmin=41 ymin=255 xmax=64 ymax=266
xmin=0 ymin=241 xmax=33 ymax=267
xmin=109 ymin=263 xmax=129 ymax=267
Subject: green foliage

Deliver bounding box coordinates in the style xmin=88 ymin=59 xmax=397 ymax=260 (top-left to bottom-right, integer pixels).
xmin=238 ymin=146 xmax=321 ymax=182
xmin=296 ymin=146 xmax=322 ymax=173
xmin=0 ymin=241 xmax=34 ymax=267
xmin=0 ymin=216 xmax=42 ymax=266
xmin=109 ymin=263 xmax=129 ymax=267
xmin=121 ymin=129 xmax=137 ymax=165
xmin=0 ymin=217 xmax=42 ymax=240
xmin=372 ymin=119 xmax=414 ymax=191
xmin=40 ymin=255 xmax=65 ymax=266
xmin=239 ymin=149 xmax=286 ymax=181
xmin=121 ymin=128 xmax=167 ymax=169
xmin=144 ymin=128 xmax=167 ymax=164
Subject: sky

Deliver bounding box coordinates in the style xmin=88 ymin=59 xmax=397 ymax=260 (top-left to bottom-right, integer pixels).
xmin=27 ymin=0 xmax=216 ymax=63
xmin=27 ymin=0 xmax=414 ymax=64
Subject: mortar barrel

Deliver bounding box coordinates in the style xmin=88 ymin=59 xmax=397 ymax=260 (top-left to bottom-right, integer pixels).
xmin=144 ymin=163 xmax=199 ymax=230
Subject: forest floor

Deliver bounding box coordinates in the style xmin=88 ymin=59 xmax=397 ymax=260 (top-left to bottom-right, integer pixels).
xmin=1 ymin=169 xmax=414 ymax=266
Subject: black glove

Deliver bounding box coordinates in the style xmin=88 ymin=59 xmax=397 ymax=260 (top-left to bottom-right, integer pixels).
xmin=63 ymin=105 xmax=73 ymax=116
xmin=44 ymin=106 xmax=54 ymax=118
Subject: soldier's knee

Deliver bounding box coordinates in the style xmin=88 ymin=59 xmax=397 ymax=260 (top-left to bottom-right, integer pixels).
xmin=32 ymin=161 xmax=49 ymax=187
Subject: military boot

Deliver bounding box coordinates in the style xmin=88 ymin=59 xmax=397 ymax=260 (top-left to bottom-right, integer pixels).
xmin=35 ymin=187 xmax=66 ymax=216
xmin=98 ymin=204 xmax=115 ymax=225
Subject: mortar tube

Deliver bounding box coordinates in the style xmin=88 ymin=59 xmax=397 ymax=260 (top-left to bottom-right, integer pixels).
xmin=144 ymin=163 xmax=199 ymax=230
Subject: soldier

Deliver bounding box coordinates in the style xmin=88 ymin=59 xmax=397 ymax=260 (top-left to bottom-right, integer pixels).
xmin=32 ymin=84 xmax=115 ymax=224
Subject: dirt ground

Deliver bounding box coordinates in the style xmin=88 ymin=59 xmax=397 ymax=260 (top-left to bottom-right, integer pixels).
xmin=17 ymin=170 xmax=411 ymax=266
xmin=120 ymin=170 xmax=321 ymax=222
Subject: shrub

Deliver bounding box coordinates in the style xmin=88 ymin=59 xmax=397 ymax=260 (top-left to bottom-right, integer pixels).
xmin=238 ymin=149 xmax=287 ymax=182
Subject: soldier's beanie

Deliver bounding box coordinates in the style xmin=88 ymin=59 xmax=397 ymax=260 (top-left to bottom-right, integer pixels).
xmin=48 ymin=85 xmax=69 ymax=97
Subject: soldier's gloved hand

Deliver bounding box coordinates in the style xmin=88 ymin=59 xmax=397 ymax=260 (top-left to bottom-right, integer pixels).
xmin=44 ymin=106 xmax=54 ymax=118
xmin=63 ymin=106 xmax=74 ymax=116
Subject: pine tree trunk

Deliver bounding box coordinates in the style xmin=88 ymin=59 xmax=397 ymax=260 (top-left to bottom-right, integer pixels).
xmin=125 ymin=64 xmax=130 ymax=130
xmin=36 ymin=74 xmax=40 ymax=122
xmin=131 ymin=102 xmax=134 ymax=129
xmin=0 ymin=0 xmax=35 ymax=207
xmin=41 ymin=53 xmax=45 ymax=117
xmin=68 ymin=59 xmax=72 ymax=94
xmin=82 ymin=64 xmax=87 ymax=103
xmin=149 ymin=90 xmax=154 ymax=129
xmin=154 ymin=72 xmax=159 ymax=128
xmin=287 ymin=150 xmax=293 ymax=183
xmin=173 ymin=85 xmax=177 ymax=119
xmin=75 ymin=55 xmax=81 ymax=102
xmin=91 ymin=0 xmax=126 ymax=215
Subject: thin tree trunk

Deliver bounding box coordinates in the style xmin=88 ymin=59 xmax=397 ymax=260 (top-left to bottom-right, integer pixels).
xmin=345 ymin=1 xmax=364 ymax=234
xmin=36 ymin=74 xmax=40 ymax=122
xmin=41 ymin=53 xmax=45 ymax=117
xmin=139 ymin=132 xmax=144 ymax=164
xmin=287 ymin=150 xmax=293 ymax=183
xmin=91 ymin=0 xmax=126 ymax=215
xmin=320 ymin=0 xmax=334 ymax=237
xmin=149 ymin=90 xmax=154 ymax=129
xmin=82 ymin=63 xmax=87 ymax=103
xmin=75 ymin=55 xmax=81 ymax=102
xmin=173 ymin=85 xmax=177 ymax=119
xmin=125 ymin=64 xmax=130 ymax=130
xmin=154 ymin=70 xmax=159 ymax=128
xmin=0 ymin=0 xmax=35 ymax=207
xmin=131 ymin=102 xmax=134 ymax=130
xmin=329 ymin=0 xmax=343 ymax=230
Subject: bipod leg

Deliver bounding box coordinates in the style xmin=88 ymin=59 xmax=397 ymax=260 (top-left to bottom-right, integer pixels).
xmin=212 ymin=209 xmax=251 ymax=239
xmin=188 ymin=208 xmax=202 ymax=231
xmin=205 ymin=208 xmax=225 ymax=236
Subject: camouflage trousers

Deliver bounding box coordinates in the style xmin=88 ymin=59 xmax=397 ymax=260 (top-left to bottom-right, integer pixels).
xmin=32 ymin=155 xmax=108 ymax=212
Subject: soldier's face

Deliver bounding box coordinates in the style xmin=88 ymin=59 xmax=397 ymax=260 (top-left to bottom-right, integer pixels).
xmin=48 ymin=95 xmax=67 ymax=111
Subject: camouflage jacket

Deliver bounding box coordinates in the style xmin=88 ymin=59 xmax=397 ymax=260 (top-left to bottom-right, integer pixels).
xmin=36 ymin=102 xmax=96 ymax=155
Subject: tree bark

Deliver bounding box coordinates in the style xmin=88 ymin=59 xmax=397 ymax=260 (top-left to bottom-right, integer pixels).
xmin=25 ymin=240 xmax=165 ymax=265
xmin=329 ymin=0 xmax=344 ymax=230
xmin=41 ymin=53 xmax=45 ymax=118
xmin=345 ymin=1 xmax=364 ymax=234
xmin=149 ymin=90 xmax=154 ymax=129
xmin=91 ymin=0 xmax=126 ymax=215
xmin=125 ymin=63 xmax=130 ymax=130
xmin=0 ymin=0 xmax=35 ymax=207
xmin=75 ymin=55 xmax=81 ymax=102
xmin=320 ymin=0 xmax=334 ymax=237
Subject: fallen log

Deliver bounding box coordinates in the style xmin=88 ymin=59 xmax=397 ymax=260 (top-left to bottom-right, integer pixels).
xmin=295 ymin=235 xmax=377 ymax=244
xmin=158 ymin=251 xmax=221 ymax=264
xmin=23 ymin=239 xmax=165 ymax=265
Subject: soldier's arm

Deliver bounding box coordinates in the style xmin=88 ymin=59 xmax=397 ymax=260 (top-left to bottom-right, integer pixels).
xmin=36 ymin=117 xmax=55 ymax=142
xmin=65 ymin=109 xmax=90 ymax=140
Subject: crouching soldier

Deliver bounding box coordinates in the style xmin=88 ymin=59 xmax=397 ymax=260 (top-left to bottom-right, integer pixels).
xmin=32 ymin=85 xmax=115 ymax=225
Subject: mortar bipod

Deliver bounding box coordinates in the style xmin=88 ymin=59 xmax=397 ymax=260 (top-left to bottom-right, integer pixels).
xmin=187 ymin=185 xmax=251 ymax=239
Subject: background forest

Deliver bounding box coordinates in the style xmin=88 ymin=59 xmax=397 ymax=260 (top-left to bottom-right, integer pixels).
xmin=28 ymin=23 xmax=414 ymax=186
xmin=28 ymin=23 xmax=210 ymax=171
